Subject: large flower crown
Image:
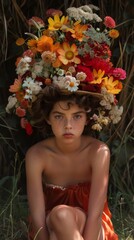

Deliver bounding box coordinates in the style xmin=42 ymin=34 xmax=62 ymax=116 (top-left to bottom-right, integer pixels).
xmin=6 ymin=5 xmax=126 ymax=135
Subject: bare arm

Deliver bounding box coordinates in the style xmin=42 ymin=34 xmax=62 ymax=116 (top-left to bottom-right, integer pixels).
xmin=25 ymin=147 xmax=49 ymax=240
xmin=83 ymin=143 xmax=110 ymax=240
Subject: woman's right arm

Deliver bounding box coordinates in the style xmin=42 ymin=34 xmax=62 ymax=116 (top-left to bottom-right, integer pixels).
xmin=25 ymin=147 xmax=49 ymax=240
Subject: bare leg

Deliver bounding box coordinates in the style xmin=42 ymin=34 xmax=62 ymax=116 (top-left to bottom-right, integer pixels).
xmin=46 ymin=205 xmax=86 ymax=240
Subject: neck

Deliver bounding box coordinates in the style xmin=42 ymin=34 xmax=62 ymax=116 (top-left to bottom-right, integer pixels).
xmin=54 ymin=137 xmax=82 ymax=154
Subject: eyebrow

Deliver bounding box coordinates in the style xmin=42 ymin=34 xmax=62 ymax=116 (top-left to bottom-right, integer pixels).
xmin=52 ymin=111 xmax=86 ymax=115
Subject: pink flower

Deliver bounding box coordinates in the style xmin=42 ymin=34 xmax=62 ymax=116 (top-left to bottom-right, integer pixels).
xmin=111 ymin=68 xmax=126 ymax=80
xmin=16 ymin=107 xmax=26 ymax=117
xmin=23 ymin=49 xmax=35 ymax=58
xmin=104 ymin=16 xmax=116 ymax=28
xmin=46 ymin=8 xmax=63 ymax=17
xmin=28 ymin=16 xmax=45 ymax=28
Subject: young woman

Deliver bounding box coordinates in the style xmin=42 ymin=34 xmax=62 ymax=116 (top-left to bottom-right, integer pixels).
xmin=26 ymin=85 xmax=118 ymax=240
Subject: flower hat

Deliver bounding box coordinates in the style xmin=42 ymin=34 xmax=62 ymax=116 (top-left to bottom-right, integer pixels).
xmin=6 ymin=5 xmax=126 ymax=135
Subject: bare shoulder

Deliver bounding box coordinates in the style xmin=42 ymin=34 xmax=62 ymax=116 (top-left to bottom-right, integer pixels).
xmin=85 ymin=136 xmax=110 ymax=164
xmin=25 ymin=137 xmax=54 ymax=165
xmin=86 ymin=136 xmax=109 ymax=152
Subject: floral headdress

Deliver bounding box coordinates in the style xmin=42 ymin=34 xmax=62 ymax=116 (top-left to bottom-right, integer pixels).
xmin=6 ymin=5 xmax=126 ymax=135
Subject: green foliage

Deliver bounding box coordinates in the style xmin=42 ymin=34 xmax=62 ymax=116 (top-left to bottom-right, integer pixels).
xmin=0 ymin=157 xmax=28 ymax=240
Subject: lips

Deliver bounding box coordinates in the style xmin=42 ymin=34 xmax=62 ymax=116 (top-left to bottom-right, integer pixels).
xmin=63 ymin=133 xmax=74 ymax=138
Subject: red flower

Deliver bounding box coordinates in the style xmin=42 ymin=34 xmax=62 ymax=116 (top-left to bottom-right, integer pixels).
xmin=20 ymin=99 xmax=29 ymax=109
xmin=104 ymin=16 xmax=116 ymax=28
xmin=88 ymin=57 xmax=112 ymax=74
xmin=76 ymin=65 xmax=93 ymax=82
xmin=16 ymin=107 xmax=26 ymax=117
xmin=20 ymin=118 xmax=33 ymax=135
xmin=25 ymin=122 xmax=33 ymax=135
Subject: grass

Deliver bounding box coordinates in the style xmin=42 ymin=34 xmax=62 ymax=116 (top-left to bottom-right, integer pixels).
xmin=0 ymin=171 xmax=133 ymax=239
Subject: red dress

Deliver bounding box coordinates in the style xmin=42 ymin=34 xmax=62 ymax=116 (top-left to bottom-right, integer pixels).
xmin=28 ymin=182 xmax=118 ymax=240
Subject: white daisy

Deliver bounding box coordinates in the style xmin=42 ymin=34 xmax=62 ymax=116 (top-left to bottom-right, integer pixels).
xmin=65 ymin=76 xmax=79 ymax=92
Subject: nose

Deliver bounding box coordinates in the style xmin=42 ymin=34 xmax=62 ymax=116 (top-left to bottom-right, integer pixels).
xmin=64 ymin=118 xmax=72 ymax=130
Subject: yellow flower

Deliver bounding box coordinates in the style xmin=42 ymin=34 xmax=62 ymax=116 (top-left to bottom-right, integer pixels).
xmin=69 ymin=22 xmax=88 ymax=42
xmin=102 ymin=76 xmax=122 ymax=94
xmin=91 ymin=69 xmax=105 ymax=84
xmin=48 ymin=14 xmax=68 ymax=31
xmin=57 ymin=42 xmax=80 ymax=65
xmin=109 ymin=29 xmax=119 ymax=39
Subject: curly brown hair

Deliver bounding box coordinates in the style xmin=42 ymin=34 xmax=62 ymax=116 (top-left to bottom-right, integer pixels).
xmin=31 ymin=85 xmax=100 ymax=136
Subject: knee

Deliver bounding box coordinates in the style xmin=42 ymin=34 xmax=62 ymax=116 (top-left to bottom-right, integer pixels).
xmin=48 ymin=205 xmax=74 ymax=226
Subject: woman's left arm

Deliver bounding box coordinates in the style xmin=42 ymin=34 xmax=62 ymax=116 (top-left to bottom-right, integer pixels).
xmin=83 ymin=143 xmax=110 ymax=240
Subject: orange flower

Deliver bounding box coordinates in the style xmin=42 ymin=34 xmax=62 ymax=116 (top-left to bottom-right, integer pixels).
xmin=15 ymin=57 xmax=22 ymax=67
xmin=69 ymin=23 xmax=88 ymax=42
xmin=37 ymin=36 xmax=54 ymax=53
xmin=109 ymin=29 xmax=119 ymax=39
xmin=27 ymin=39 xmax=38 ymax=53
xmin=57 ymin=42 xmax=80 ymax=65
xmin=16 ymin=38 xmax=25 ymax=46
xmin=48 ymin=14 xmax=68 ymax=31
xmin=102 ymin=76 xmax=122 ymax=94
xmin=9 ymin=76 xmax=22 ymax=93
xmin=16 ymin=91 xmax=25 ymax=103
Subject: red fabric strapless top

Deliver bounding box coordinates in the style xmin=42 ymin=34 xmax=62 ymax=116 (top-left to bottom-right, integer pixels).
xmin=43 ymin=182 xmax=118 ymax=240
xmin=28 ymin=182 xmax=118 ymax=240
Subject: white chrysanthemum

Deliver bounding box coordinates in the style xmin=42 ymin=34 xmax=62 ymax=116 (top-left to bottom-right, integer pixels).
xmin=5 ymin=95 xmax=17 ymax=113
xmin=22 ymin=77 xmax=42 ymax=100
xmin=16 ymin=57 xmax=32 ymax=75
xmin=92 ymin=13 xmax=102 ymax=22
xmin=43 ymin=70 xmax=50 ymax=78
xmin=31 ymin=60 xmax=44 ymax=78
xmin=78 ymin=9 xmax=94 ymax=21
xmin=65 ymin=76 xmax=79 ymax=92
xmin=68 ymin=66 xmax=76 ymax=74
xmin=56 ymin=68 xmax=65 ymax=76
xmin=76 ymin=72 xmax=87 ymax=81
xmin=91 ymin=123 xmax=102 ymax=131
xmin=109 ymin=105 xmax=123 ymax=124
xmin=41 ymin=51 xmax=56 ymax=64
xmin=66 ymin=7 xmax=80 ymax=21
xmin=101 ymin=87 xmax=114 ymax=103
xmin=92 ymin=112 xmax=110 ymax=125
xmin=80 ymin=4 xmax=100 ymax=12
xmin=53 ymin=76 xmax=67 ymax=89
xmin=66 ymin=5 xmax=102 ymax=22
xmin=100 ymin=87 xmax=115 ymax=110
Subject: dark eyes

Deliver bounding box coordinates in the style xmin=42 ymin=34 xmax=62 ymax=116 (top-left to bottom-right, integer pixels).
xmin=54 ymin=115 xmax=63 ymax=119
xmin=73 ymin=114 xmax=82 ymax=119
xmin=54 ymin=114 xmax=82 ymax=120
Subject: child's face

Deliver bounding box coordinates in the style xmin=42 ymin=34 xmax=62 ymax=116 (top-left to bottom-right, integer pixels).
xmin=47 ymin=101 xmax=87 ymax=142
